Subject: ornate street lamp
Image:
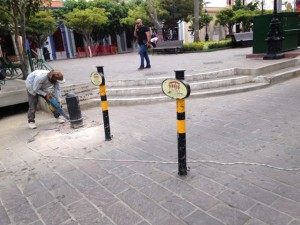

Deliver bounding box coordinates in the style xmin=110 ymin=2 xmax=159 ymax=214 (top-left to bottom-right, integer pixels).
xmin=204 ymin=9 xmax=209 ymax=42
xmin=263 ymin=0 xmax=285 ymax=60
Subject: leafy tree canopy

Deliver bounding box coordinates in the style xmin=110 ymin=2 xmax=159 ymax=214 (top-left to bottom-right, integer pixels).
xmin=215 ymin=8 xmax=235 ymax=34
xmin=157 ymin=0 xmax=194 ymax=27
xmin=0 ymin=9 xmax=12 ymax=35
xmin=90 ymin=0 xmax=128 ymax=35
xmin=189 ymin=11 xmax=213 ymax=33
xmin=233 ymin=0 xmax=259 ymax=11
xmin=0 ymin=0 xmax=45 ymax=78
xmin=27 ymin=11 xmax=57 ymax=49
xmin=232 ymin=9 xmax=258 ymax=31
xmin=120 ymin=6 xmax=150 ymax=27
xmin=64 ymin=7 xmax=109 ymax=46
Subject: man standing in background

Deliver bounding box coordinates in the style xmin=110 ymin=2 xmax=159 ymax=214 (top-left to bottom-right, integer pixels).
xmin=134 ymin=18 xmax=151 ymax=70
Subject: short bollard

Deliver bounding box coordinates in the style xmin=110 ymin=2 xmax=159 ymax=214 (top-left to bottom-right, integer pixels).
xmin=162 ymin=70 xmax=191 ymax=176
xmin=66 ymin=93 xmax=83 ymax=129
xmin=90 ymin=66 xmax=112 ymax=141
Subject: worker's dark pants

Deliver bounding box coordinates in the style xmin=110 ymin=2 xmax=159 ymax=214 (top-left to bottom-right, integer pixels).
xmin=27 ymin=92 xmax=59 ymax=123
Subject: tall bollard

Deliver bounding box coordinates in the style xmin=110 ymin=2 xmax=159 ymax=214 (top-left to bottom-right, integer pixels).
xmin=96 ymin=66 xmax=112 ymax=141
xmin=162 ymin=70 xmax=190 ymax=176
xmin=175 ymin=70 xmax=187 ymax=175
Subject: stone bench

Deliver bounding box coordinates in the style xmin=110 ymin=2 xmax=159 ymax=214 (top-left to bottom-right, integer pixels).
xmin=152 ymin=40 xmax=183 ymax=54
xmin=232 ymin=32 xmax=253 ymax=48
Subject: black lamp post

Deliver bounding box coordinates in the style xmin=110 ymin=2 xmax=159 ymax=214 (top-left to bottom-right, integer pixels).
xmin=204 ymin=9 xmax=209 ymax=42
xmin=261 ymin=0 xmax=264 ymax=15
xmin=263 ymin=0 xmax=284 ymax=60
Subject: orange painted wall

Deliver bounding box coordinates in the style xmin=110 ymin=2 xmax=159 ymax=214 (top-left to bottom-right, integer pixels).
xmin=42 ymin=0 xmax=63 ymax=8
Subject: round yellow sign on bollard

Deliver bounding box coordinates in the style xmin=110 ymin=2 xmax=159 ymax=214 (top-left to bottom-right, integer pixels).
xmin=162 ymin=79 xmax=191 ymax=99
xmin=90 ymin=72 xmax=103 ymax=86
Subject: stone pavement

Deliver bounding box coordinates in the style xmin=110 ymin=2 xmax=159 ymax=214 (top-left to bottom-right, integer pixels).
xmin=1 ymin=74 xmax=300 ymax=225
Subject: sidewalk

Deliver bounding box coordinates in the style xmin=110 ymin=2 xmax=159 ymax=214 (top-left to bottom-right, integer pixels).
xmin=0 ymin=48 xmax=300 ymax=225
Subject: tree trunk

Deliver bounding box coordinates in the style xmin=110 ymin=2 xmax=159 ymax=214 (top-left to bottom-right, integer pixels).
xmin=20 ymin=11 xmax=29 ymax=78
xmin=12 ymin=3 xmax=28 ymax=79
xmin=194 ymin=0 xmax=200 ymax=42
xmin=146 ymin=0 xmax=163 ymax=40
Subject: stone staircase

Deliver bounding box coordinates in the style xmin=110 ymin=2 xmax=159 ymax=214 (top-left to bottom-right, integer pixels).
xmin=59 ymin=58 xmax=300 ymax=109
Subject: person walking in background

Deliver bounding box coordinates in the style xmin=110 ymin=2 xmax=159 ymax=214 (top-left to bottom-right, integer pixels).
xmin=134 ymin=18 xmax=151 ymax=70
xmin=25 ymin=70 xmax=65 ymax=129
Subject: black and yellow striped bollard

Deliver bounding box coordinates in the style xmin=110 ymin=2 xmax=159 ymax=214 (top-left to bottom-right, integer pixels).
xmin=162 ymin=70 xmax=191 ymax=175
xmin=90 ymin=67 xmax=112 ymax=141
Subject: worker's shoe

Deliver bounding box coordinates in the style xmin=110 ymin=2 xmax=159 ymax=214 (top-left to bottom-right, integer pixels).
xmin=28 ymin=122 xmax=37 ymax=129
xmin=56 ymin=117 xmax=65 ymax=124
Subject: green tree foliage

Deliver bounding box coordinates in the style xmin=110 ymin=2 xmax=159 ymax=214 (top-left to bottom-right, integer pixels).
xmin=120 ymin=0 xmax=151 ymax=26
xmin=157 ymin=0 xmax=194 ymax=28
xmin=90 ymin=0 xmax=128 ymax=39
xmin=63 ymin=0 xmax=89 ymax=10
xmin=0 ymin=0 xmax=45 ymax=78
xmin=189 ymin=10 xmax=213 ymax=33
xmin=232 ymin=0 xmax=244 ymax=11
xmin=0 ymin=9 xmax=12 ymax=35
xmin=27 ymin=11 xmax=57 ymax=51
xmin=233 ymin=0 xmax=259 ymax=11
xmin=119 ymin=0 xmax=152 ymax=44
xmin=216 ymin=0 xmax=259 ymax=34
xmin=215 ymin=8 xmax=235 ymax=35
xmin=199 ymin=11 xmax=213 ymax=30
xmin=245 ymin=1 xmax=259 ymax=11
xmin=55 ymin=0 xmax=129 ymax=43
xmin=120 ymin=6 xmax=150 ymax=27
xmin=232 ymin=9 xmax=258 ymax=32
xmin=64 ymin=7 xmax=109 ymax=56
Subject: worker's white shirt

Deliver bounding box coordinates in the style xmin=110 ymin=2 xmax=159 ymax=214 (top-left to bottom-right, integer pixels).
xmin=25 ymin=70 xmax=62 ymax=101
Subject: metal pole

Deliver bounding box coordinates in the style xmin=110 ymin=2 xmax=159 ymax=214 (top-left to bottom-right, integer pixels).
xmin=205 ymin=10 xmax=209 ymax=42
xmin=263 ymin=0 xmax=285 ymax=60
xmin=175 ymin=70 xmax=187 ymax=176
xmin=274 ymin=0 xmax=278 ymax=14
xmin=96 ymin=66 xmax=112 ymax=141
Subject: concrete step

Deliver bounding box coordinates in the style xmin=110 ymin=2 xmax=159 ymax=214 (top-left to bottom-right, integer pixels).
xmin=76 ymin=82 xmax=270 ymax=108
xmin=54 ymin=58 xmax=300 ymax=108
xmin=106 ymin=75 xmax=252 ymax=96
xmin=60 ymin=68 xmax=236 ymax=94
xmin=60 ymin=74 xmax=253 ymax=105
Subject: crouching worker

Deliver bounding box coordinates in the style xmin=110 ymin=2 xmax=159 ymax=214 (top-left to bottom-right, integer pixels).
xmin=25 ymin=70 xmax=65 ymax=129
xmin=149 ymin=31 xmax=159 ymax=48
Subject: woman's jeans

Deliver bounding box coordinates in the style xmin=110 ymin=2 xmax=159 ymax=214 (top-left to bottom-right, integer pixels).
xmin=138 ymin=44 xmax=150 ymax=68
